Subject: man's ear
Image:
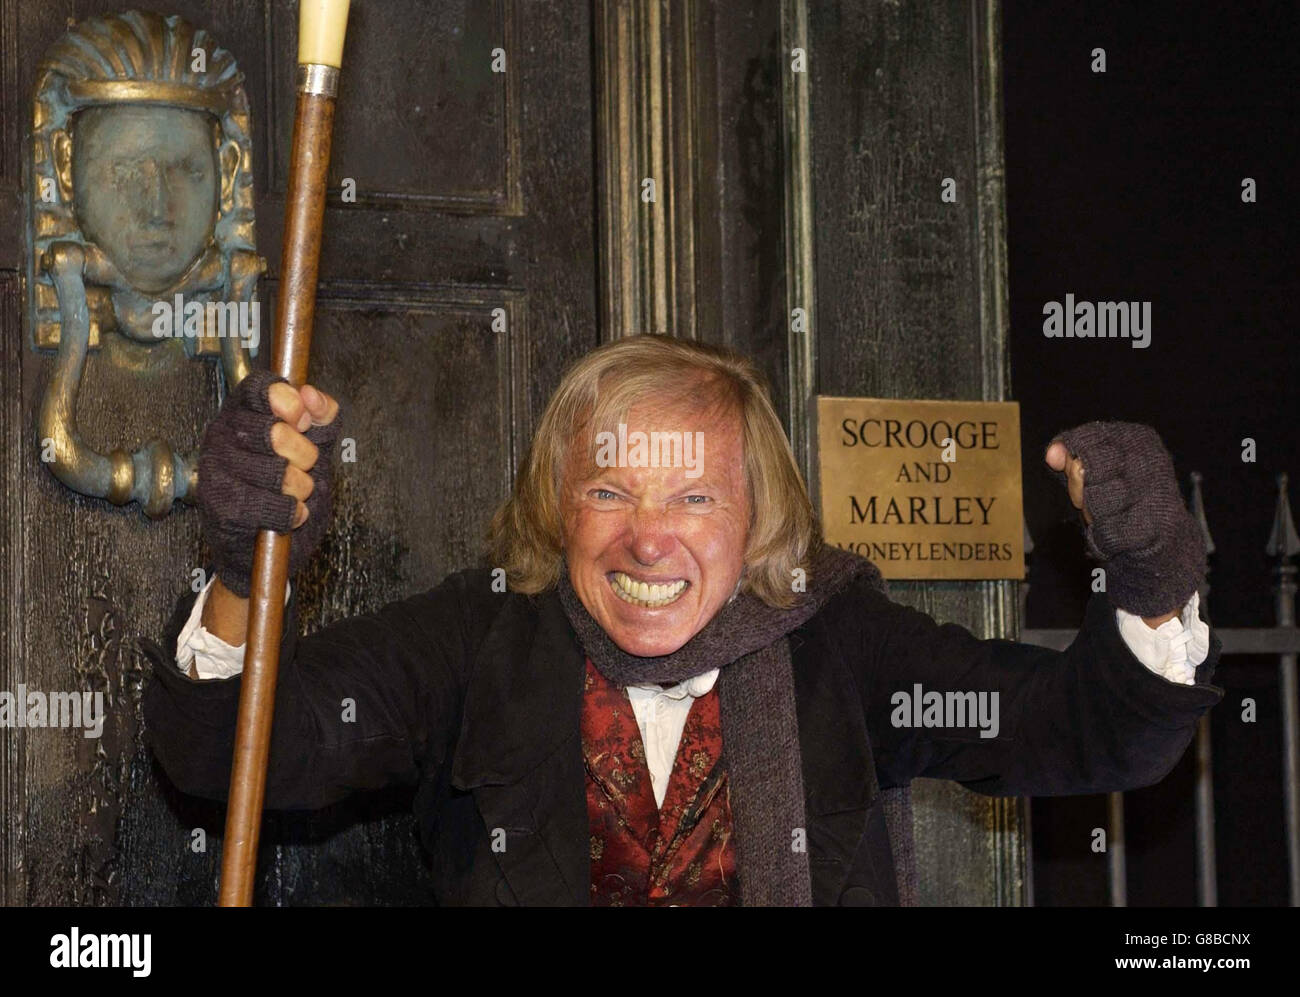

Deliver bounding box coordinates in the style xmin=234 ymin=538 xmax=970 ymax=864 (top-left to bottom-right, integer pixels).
xmin=218 ymin=138 xmax=240 ymax=214
xmin=51 ymin=129 xmax=74 ymax=204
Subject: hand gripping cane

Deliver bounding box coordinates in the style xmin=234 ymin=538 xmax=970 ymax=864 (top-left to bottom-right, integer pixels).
xmin=218 ymin=0 xmax=352 ymax=907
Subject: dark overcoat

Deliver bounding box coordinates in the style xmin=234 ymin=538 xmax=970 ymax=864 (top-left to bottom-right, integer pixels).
xmin=143 ymin=568 xmax=1222 ymax=905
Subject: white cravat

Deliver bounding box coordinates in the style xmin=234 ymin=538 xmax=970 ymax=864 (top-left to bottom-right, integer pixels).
xmin=626 ymin=670 xmax=720 ymax=808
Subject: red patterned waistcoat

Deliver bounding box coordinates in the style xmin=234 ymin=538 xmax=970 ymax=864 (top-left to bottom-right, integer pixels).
xmin=581 ymin=659 xmax=738 ymax=906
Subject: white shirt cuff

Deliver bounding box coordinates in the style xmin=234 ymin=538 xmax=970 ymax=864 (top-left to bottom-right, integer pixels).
xmin=176 ymin=574 xmax=291 ymax=681
xmin=1114 ymin=590 xmax=1209 ymax=686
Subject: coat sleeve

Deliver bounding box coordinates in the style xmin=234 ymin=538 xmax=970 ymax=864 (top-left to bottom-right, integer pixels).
xmin=838 ymin=580 xmax=1224 ymax=796
xmin=142 ymin=570 xmax=482 ymax=810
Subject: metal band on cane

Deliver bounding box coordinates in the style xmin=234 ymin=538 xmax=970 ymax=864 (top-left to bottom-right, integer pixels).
xmin=297 ymin=63 xmax=339 ymax=97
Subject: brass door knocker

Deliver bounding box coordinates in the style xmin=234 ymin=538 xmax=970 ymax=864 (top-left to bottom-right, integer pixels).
xmin=28 ymin=10 xmax=265 ymax=518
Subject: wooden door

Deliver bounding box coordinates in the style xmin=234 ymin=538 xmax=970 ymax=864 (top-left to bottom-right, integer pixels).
xmin=0 ymin=0 xmax=596 ymax=905
xmin=1 ymin=0 xmax=1018 ymax=908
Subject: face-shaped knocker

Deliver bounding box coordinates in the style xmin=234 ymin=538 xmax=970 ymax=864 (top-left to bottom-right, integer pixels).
xmin=28 ymin=10 xmax=262 ymax=518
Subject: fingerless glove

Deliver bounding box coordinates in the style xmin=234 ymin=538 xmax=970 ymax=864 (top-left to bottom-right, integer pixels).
xmin=197 ymin=369 xmax=339 ymax=597
xmin=1053 ymin=420 xmax=1206 ymax=617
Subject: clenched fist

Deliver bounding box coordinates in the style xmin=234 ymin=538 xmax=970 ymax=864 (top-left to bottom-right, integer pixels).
xmin=1044 ymin=421 xmax=1206 ymax=619
xmin=197 ymin=369 xmax=341 ymax=597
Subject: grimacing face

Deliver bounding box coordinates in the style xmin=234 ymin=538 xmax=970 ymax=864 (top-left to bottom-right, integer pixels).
xmin=71 ymin=105 xmax=220 ymax=294
xmin=561 ymin=398 xmax=751 ymax=658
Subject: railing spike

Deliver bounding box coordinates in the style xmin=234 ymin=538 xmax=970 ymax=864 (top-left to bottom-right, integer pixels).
xmin=1189 ymin=471 xmax=1216 ymax=557
xmin=1266 ymin=472 xmax=1300 ymax=560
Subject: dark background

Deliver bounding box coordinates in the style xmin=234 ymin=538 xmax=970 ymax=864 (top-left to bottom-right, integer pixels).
xmin=1005 ymin=0 xmax=1299 ymax=904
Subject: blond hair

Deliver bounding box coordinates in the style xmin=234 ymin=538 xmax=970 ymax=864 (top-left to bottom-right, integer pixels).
xmin=487 ymin=335 xmax=819 ymax=608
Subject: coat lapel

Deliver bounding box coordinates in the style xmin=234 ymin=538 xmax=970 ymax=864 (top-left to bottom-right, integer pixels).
xmin=790 ymin=627 xmax=879 ymax=904
xmin=580 ymin=661 xmax=660 ymax=829
xmin=451 ymin=590 xmax=590 ymax=905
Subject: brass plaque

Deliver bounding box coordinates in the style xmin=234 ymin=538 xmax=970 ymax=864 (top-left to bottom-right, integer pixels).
xmin=816 ymin=397 xmax=1024 ymax=580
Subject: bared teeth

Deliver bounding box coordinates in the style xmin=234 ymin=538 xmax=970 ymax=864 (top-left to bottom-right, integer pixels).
xmin=610 ymin=572 xmax=688 ymax=607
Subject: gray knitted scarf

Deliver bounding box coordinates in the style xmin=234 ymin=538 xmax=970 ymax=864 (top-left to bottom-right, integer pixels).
xmin=557 ymin=542 xmax=884 ymax=906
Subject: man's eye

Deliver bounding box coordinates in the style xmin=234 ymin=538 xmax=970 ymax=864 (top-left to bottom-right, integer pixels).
xmin=592 ymin=489 xmax=618 ymax=501
xmin=684 ymin=495 xmax=710 ymax=504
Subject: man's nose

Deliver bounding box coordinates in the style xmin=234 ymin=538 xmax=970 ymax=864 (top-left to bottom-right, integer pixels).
xmin=628 ymin=506 xmax=677 ymax=565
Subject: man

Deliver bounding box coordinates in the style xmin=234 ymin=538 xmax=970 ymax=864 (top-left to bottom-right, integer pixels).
xmin=144 ymin=334 xmax=1221 ymax=906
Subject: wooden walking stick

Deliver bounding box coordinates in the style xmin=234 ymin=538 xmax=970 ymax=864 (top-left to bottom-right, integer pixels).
xmin=218 ymin=0 xmax=352 ymax=907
